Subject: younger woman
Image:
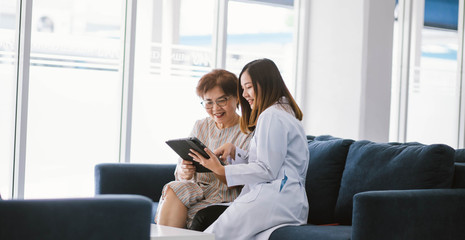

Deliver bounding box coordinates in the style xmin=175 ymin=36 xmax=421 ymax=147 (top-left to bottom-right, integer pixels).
xmin=189 ymin=59 xmax=309 ymax=240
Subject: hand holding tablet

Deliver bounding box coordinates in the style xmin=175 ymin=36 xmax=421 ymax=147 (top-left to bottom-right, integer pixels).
xmin=165 ymin=137 xmax=225 ymax=172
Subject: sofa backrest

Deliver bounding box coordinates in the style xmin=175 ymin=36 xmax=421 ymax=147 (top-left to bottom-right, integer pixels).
xmin=305 ymin=136 xmax=456 ymax=225
xmin=305 ymin=136 xmax=354 ymax=224
xmin=336 ymin=140 xmax=455 ymax=225
xmin=95 ymin=163 xmax=176 ymax=202
xmin=455 ymin=149 xmax=465 ymax=163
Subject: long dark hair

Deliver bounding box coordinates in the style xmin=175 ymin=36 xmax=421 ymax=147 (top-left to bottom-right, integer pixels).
xmin=238 ymin=58 xmax=303 ymax=133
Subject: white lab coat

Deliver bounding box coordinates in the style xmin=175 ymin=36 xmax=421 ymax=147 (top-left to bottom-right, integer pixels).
xmin=205 ymin=101 xmax=309 ymax=240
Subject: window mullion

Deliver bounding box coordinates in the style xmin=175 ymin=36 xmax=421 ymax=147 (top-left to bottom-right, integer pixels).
xmin=213 ymin=0 xmax=228 ymax=69
xmin=13 ymin=0 xmax=33 ymax=199
xmin=458 ymin=0 xmax=465 ymax=148
xmin=292 ymin=0 xmax=310 ymax=117
xmin=396 ymin=0 xmax=416 ymax=143
xmin=119 ymin=0 xmax=137 ymax=163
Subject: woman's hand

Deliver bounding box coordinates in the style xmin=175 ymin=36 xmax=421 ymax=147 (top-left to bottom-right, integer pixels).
xmin=178 ymin=160 xmax=196 ymax=180
xmin=213 ymin=143 xmax=236 ymax=161
xmin=189 ymin=148 xmax=226 ymax=180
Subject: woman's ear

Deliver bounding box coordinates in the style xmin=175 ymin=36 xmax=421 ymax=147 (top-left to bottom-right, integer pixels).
xmin=232 ymin=97 xmax=239 ymax=108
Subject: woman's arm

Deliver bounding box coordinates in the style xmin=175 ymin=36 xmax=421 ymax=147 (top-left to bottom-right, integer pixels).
xmin=225 ymin=110 xmax=288 ymax=186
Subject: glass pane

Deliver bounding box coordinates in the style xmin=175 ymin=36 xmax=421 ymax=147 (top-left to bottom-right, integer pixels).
xmin=0 ymin=0 xmax=18 ymax=200
xmin=131 ymin=0 xmax=214 ymax=163
xmin=24 ymin=0 xmax=125 ymax=198
xmin=406 ymin=2 xmax=459 ymax=147
xmin=226 ymin=1 xmax=295 ymax=92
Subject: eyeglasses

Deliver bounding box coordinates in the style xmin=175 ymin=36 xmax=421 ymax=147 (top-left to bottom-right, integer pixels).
xmin=201 ymin=96 xmax=230 ymax=109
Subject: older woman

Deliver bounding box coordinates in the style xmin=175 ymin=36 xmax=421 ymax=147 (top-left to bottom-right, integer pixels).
xmin=155 ymin=69 xmax=252 ymax=229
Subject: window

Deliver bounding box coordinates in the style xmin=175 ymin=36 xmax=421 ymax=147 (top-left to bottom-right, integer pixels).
xmin=131 ymin=0 xmax=297 ymax=164
xmin=4 ymin=0 xmax=300 ymax=198
xmin=23 ymin=0 xmax=125 ymax=198
xmin=0 ymin=0 xmax=18 ymax=199
xmin=405 ymin=27 xmax=459 ymax=146
xmin=392 ymin=0 xmax=461 ymax=147
xmin=131 ymin=0 xmax=215 ymax=164
xmin=226 ymin=0 xmax=296 ymax=92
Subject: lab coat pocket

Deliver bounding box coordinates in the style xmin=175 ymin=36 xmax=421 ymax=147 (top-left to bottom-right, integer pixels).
xmin=234 ymin=184 xmax=263 ymax=203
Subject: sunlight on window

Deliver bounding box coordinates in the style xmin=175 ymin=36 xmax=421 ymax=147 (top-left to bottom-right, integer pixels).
xmin=23 ymin=0 xmax=125 ymax=198
xmin=226 ymin=1 xmax=295 ymax=93
xmin=0 ymin=0 xmax=17 ymax=200
xmin=131 ymin=0 xmax=214 ymax=164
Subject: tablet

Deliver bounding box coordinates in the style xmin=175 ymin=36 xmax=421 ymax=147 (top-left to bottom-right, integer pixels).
xmin=165 ymin=137 xmax=221 ymax=172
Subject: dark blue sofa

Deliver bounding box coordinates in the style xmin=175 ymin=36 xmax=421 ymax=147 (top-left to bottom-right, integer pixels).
xmin=95 ymin=135 xmax=465 ymax=240
xmin=0 ymin=194 xmax=152 ymax=240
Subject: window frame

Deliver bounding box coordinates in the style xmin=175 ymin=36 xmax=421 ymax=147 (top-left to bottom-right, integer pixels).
xmin=8 ymin=0 xmax=304 ymax=199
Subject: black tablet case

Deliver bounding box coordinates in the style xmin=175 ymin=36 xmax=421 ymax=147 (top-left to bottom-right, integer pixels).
xmin=165 ymin=137 xmax=213 ymax=172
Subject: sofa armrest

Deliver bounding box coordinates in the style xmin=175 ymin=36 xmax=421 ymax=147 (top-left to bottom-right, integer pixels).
xmin=95 ymin=163 xmax=176 ymax=202
xmin=0 ymin=195 xmax=152 ymax=239
xmin=352 ymin=189 xmax=465 ymax=240
xmin=454 ymin=163 xmax=465 ymax=188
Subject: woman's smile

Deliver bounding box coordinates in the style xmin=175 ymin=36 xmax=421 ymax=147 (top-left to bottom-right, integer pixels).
xmin=214 ymin=112 xmax=225 ymax=119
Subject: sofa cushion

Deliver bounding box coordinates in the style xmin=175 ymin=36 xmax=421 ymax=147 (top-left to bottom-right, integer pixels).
xmin=335 ymin=140 xmax=455 ymax=225
xmin=306 ymin=137 xmax=354 ymax=224
xmin=314 ymin=135 xmax=342 ymax=141
xmin=270 ymin=224 xmax=352 ymax=240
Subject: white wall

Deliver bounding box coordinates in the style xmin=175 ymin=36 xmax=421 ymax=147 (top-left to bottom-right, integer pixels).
xmin=301 ymin=0 xmax=395 ymax=142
